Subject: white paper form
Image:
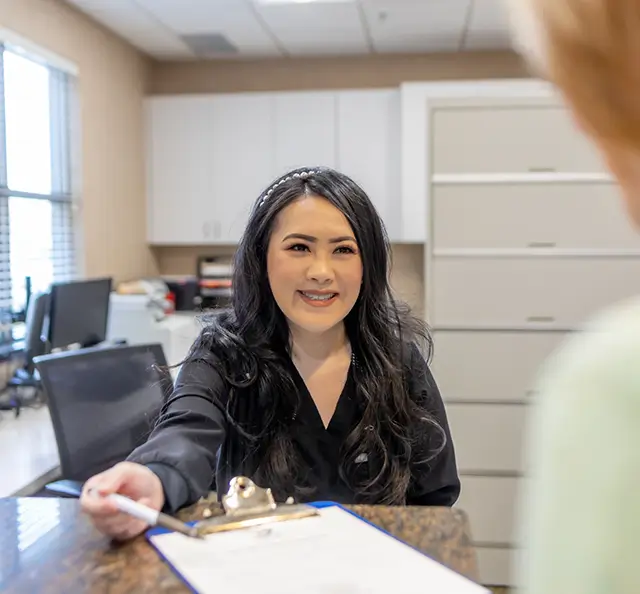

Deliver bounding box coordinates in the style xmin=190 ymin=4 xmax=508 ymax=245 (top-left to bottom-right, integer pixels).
xmin=149 ymin=506 xmax=490 ymax=594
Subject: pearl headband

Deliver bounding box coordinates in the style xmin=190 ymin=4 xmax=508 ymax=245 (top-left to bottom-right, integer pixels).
xmin=258 ymin=169 xmax=318 ymax=208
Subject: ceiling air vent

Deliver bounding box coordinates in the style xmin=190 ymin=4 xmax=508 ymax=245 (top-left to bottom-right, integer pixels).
xmin=180 ymin=33 xmax=238 ymax=57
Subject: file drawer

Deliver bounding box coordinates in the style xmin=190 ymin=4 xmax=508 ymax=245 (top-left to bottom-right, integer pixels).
xmin=431 ymin=331 xmax=566 ymax=402
xmin=457 ymin=476 xmax=520 ymax=544
xmin=476 ymin=547 xmax=514 ymax=587
xmin=432 ymin=105 xmax=605 ymax=174
xmin=431 ymin=257 xmax=640 ymax=328
xmin=445 ymin=403 xmax=527 ymax=473
xmin=432 ymin=183 xmax=638 ymax=250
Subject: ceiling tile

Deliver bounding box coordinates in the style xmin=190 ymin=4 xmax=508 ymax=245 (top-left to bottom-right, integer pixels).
xmin=133 ymin=0 xmax=282 ymax=56
xmin=252 ymin=1 xmax=369 ymax=56
xmin=466 ymin=0 xmax=509 ymax=31
xmin=66 ymin=0 xmax=194 ymax=57
xmin=464 ymin=0 xmax=514 ymax=49
xmin=361 ymin=0 xmax=471 ymax=53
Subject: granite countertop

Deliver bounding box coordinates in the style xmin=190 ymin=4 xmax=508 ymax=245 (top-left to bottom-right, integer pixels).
xmin=0 ymin=498 xmax=480 ymax=593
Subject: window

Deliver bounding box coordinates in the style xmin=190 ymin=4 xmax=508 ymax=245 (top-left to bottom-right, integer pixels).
xmin=0 ymin=43 xmax=77 ymax=313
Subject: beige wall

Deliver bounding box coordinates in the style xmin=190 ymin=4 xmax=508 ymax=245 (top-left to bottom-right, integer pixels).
xmin=150 ymin=50 xmax=529 ymax=94
xmin=150 ymin=50 xmax=529 ymax=313
xmin=0 ymin=0 xmax=153 ymax=283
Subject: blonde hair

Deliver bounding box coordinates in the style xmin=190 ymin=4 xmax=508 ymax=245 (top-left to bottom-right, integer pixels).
xmin=507 ymin=0 xmax=640 ymax=148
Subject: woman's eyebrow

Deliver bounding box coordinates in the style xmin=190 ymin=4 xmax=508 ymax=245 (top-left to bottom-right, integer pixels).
xmin=282 ymin=233 xmax=356 ymax=244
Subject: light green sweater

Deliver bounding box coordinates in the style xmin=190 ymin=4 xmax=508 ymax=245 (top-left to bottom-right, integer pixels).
xmin=515 ymin=296 xmax=640 ymax=593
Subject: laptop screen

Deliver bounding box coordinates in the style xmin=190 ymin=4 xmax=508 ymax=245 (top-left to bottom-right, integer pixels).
xmin=37 ymin=345 xmax=168 ymax=480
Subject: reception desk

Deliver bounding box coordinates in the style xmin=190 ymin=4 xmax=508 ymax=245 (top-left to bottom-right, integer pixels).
xmin=0 ymin=498 xmax=481 ymax=593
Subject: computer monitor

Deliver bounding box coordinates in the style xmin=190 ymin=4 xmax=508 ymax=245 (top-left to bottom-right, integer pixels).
xmin=34 ymin=343 xmax=171 ymax=481
xmin=47 ymin=278 xmax=112 ymax=349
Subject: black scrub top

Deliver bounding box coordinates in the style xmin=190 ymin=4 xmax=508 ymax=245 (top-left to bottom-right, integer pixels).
xmin=127 ymin=343 xmax=460 ymax=513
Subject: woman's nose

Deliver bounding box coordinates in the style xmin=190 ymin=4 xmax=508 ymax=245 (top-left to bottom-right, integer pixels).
xmin=306 ymin=254 xmax=334 ymax=284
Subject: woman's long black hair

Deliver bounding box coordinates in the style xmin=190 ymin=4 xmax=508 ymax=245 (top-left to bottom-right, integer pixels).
xmin=186 ymin=166 xmax=446 ymax=504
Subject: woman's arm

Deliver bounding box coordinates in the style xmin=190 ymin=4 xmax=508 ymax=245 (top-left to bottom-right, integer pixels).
xmin=516 ymin=301 xmax=640 ymax=594
xmin=405 ymin=343 xmax=461 ymax=506
xmin=126 ymin=359 xmax=228 ymax=513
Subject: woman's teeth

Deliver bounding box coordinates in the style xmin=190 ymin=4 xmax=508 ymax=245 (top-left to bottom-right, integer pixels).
xmin=301 ymin=292 xmax=336 ymax=301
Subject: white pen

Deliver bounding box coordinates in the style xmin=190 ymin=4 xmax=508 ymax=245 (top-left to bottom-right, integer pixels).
xmin=89 ymin=489 xmax=202 ymax=539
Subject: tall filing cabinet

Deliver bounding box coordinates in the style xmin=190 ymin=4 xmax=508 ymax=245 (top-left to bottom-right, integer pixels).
xmin=424 ymin=94 xmax=640 ymax=586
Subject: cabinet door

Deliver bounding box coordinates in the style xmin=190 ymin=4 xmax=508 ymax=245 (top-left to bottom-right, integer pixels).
xmin=432 ymin=105 xmax=605 ymax=174
xmin=475 ymin=548 xmax=514 ymax=588
xmin=146 ymin=96 xmax=215 ymax=244
xmin=457 ymin=476 xmax=520 ymax=544
xmin=431 ymin=257 xmax=640 ymax=328
xmin=445 ymin=403 xmax=528 ymax=473
xmin=337 ymin=89 xmax=401 ymax=242
xmin=432 ymin=182 xmax=639 ymax=250
xmin=211 ymin=93 xmax=276 ymax=243
xmin=431 ymin=331 xmax=566 ymax=403
xmin=274 ymin=92 xmax=337 ymax=175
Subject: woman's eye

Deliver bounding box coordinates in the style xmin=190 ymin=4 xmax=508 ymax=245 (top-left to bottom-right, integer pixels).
xmin=335 ymin=246 xmax=356 ymax=255
xmin=288 ymin=243 xmax=309 ymax=252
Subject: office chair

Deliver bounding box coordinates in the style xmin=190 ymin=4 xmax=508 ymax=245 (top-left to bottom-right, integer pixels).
xmin=0 ymin=292 xmax=49 ymax=416
xmin=32 ymin=343 xmax=172 ymax=498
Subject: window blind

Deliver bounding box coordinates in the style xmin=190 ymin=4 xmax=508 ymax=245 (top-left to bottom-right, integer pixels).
xmin=0 ymin=43 xmax=77 ymax=313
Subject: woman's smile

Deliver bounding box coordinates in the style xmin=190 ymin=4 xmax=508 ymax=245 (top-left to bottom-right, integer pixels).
xmin=297 ymin=290 xmax=339 ymax=307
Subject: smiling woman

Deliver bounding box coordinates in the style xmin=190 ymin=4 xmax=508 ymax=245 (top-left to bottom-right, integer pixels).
xmin=79 ymin=167 xmax=460 ymax=542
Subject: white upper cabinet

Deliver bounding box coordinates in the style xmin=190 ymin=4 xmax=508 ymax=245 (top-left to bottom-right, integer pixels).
xmin=273 ymin=91 xmax=337 ymax=176
xmin=146 ymin=96 xmax=216 ymax=244
xmin=210 ymin=93 xmax=276 ymax=243
xmin=146 ymin=89 xmax=405 ymax=245
xmin=337 ymin=89 xmax=401 ymax=242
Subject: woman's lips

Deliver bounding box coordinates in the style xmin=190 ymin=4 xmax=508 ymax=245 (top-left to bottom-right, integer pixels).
xmin=297 ymin=290 xmax=339 ymax=307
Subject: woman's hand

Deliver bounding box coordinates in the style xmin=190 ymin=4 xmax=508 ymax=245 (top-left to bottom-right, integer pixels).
xmin=80 ymin=462 xmax=165 ymax=541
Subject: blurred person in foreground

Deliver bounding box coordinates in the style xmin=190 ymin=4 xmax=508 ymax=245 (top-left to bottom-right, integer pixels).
xmin=506 ymin=1 xmax=640 ymax=593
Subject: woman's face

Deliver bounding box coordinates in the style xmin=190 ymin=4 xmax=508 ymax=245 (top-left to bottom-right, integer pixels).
xmin=266 ymin=195 xmax=363 ymax=336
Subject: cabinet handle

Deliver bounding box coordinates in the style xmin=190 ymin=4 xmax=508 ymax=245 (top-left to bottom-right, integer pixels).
xmin=528 ymin=167 xmax=556 ymax=173
xmin=202 ymin=223 xmax=210 ymax=239
xmin=528 ymin=242 xmax=557 ymax=248
xmin=526 ymin=316 xmax=556 ymax=323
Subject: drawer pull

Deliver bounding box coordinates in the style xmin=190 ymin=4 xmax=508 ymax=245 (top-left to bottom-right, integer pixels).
xmin=527 ymin=316 xmax=556 ymax=323
xmin=528 ymin=167 xmax=556 ymax=173
xmin=528 ymin=242 xmax=557 ymax=248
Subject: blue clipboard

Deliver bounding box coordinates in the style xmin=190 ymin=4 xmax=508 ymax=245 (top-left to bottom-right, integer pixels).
xmin=145 ymin=501 xmax=451 ymax=594
xmin=145 ymin=501 xmax=350 ymax=594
